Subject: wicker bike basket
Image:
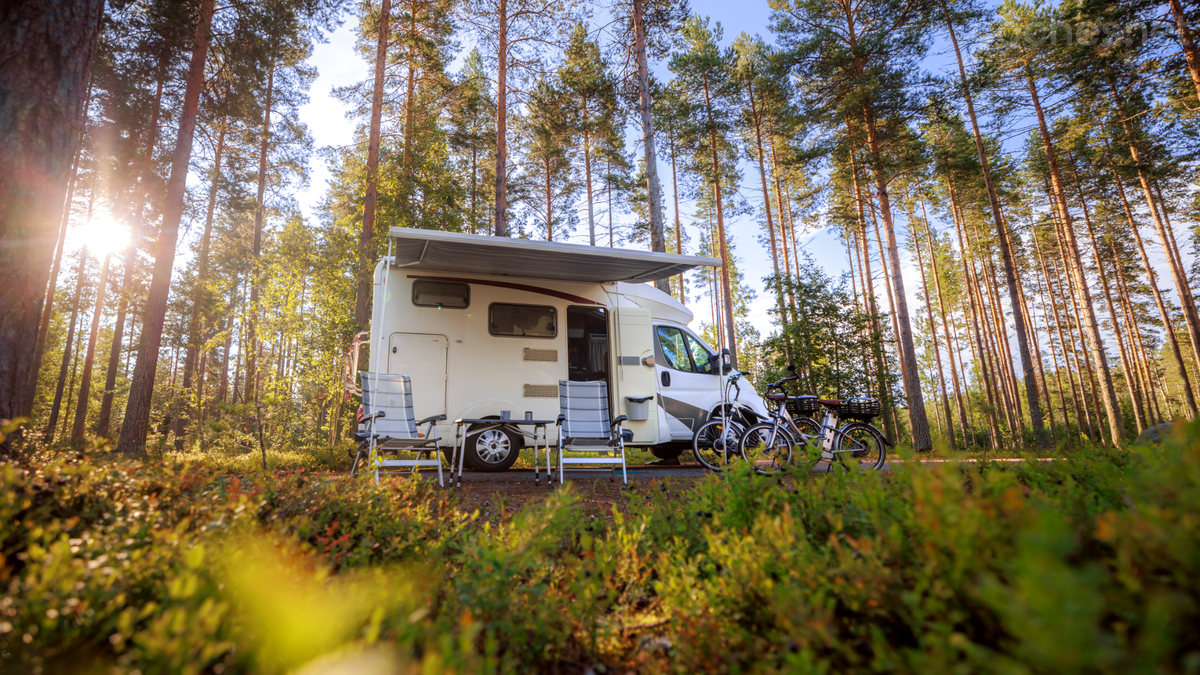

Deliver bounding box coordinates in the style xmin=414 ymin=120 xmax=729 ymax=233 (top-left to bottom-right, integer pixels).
xmin=786 ymin=395 xmax=821 ymax=417
xmin=841 ymin=397 xmax=881 ymax=420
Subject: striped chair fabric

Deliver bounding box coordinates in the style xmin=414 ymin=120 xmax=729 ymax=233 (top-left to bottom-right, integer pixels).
xmin=361 ymin=372 xmax=419 ymax=441
xmin=559 ymin=380 xmax=616 ymax=444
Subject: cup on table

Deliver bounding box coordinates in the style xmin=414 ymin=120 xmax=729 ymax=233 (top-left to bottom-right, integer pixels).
xmin=525 ymin=411 xmax=533 ymax=421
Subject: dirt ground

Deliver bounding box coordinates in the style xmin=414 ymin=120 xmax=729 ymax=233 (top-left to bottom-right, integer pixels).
xmin=390 ymin=464 xmax=709 ymax=522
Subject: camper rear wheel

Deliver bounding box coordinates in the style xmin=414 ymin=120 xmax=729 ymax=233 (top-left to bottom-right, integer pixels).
xmin=463 ymin=424 xmax=521 ymax=472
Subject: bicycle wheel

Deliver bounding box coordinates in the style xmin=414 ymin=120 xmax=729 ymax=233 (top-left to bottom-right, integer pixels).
xmin=692 ymin=419 xmax=744 ymax=471
xmin=790 ymin=416 xmax=822 ymax=460
xmin=739 ymin=423 xmax=794 ymax=475
xmin=833 ymin=422 xmax=887 ymax=470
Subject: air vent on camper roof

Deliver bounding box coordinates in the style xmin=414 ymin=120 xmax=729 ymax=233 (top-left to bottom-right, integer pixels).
xmin=523 ymin=384 xmax=558 ymax=398
xmin=523 ymin=348 xmax=558 ymax=362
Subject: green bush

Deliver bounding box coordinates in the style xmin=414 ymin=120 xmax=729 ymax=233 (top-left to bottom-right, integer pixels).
xmin=3 ymin=429 xmax=1199 ymax=673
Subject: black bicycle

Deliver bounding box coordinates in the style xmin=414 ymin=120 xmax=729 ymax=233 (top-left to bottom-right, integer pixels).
xmin=691 ymin=370 xmax=790 ymax=474
xmin=740 ymin=366 xmax=889 ymax=472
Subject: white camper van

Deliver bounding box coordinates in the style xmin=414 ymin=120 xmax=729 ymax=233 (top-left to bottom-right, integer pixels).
xmin=364 ymin=227 xmax=771 ymax=471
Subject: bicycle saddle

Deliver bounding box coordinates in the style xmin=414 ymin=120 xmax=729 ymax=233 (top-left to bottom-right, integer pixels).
xmin=818 ymin=399 xmax=842 ymax=407
xmin=765 ymin=393 xmax=787 ymax=401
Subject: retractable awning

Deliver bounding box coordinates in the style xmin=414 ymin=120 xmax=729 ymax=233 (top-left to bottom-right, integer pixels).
xmin=388 ymin=227 xmax=720 ymax=283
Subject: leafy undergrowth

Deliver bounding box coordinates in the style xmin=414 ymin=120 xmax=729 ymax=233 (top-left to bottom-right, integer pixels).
xmin=3 ymin=429 xmax=1199 ymax=674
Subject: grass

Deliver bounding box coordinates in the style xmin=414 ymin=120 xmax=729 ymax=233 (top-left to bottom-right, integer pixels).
xmin=4 ymin=425 xmax=1200 ymax=673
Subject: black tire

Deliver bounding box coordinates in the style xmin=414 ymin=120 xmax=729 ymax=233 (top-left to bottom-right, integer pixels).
xmin=692 ymin=419 xmax=744 ymax=471
xmin=739 ymin=423 xmax=794 ymax=475
xmin=463 ymin=424 xmax=521 ymax=472
xmin=833 ymin=422 xmax=887 ymax=471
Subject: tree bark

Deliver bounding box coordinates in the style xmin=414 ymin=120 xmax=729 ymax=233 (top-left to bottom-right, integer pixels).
xmin=1025 ymin=65 xmax=1123 ymax=445
xmin=357 ymin=0 xmax=391 ymax=331
xmin=631 ymin=0 xmax=667 ymax=293
xmin=1099 ymin=134 xmax=1198 ymax=418
xmin=1168 ymin=0 xmax=1200 ymax=105
xmin=494 ymin=0 xmax=509 ymax=236
xmin=47 ymin=249 xmax=89 ymax=443
xmin=175 ymin=122 xmax=225 ymax=450
xmin=861 ymin=105 xmax=932 ymax=451
xmin=943 ymin=0 xmax=1043 ymax=443
xmin=747 ymin=80 xmax=789 ymax=343
xmin=97 ymin=64 xmax=167 ymax=439
xmin=116 ymin=0 xmax=215 ymax=455
xmin=246 ymin=61 xmax=276 ymax=405
xmin=700 ymin=74 xmax=738 ymax=366
xmin=33 ymin=92 xmax=90 ymax=400
xmin=0 ymin=0 xmax=105 ymax=446
xmin=71 ymin=251 xmax=111 ymax=444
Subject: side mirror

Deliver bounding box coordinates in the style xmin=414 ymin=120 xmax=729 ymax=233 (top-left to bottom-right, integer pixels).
xmin=708 ymin=348 xmax=733 ymax=375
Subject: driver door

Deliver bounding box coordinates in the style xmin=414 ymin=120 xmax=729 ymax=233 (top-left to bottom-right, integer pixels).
xmin=654 ymin=325 xmax=719 ymax=439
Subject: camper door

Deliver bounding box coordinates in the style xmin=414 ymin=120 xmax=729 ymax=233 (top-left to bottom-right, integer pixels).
xmin=612 ymin=307 xmax=660 ymax=444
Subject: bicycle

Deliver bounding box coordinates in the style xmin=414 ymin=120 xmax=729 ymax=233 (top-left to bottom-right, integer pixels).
xmin=691 ymin=370 xmax=791 ymax=474
xmin=740 ymin=366 xmax=889 ymax=473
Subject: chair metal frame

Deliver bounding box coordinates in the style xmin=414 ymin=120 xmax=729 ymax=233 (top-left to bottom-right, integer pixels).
xmin=353 ymin=372 xmax=446 ymax=486
xmin=553 ymin=380 xmax=629 ymax=485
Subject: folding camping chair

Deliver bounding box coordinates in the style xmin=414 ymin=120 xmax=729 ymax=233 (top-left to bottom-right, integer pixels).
xmin=353 ymin=372 xmax=446 ymax=486
xmin=553 ymin=380 xmax=630 ymax=485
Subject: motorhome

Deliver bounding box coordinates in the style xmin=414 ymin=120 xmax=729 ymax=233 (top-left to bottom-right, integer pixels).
xmin=361 ymin=227 xmax=771 ymax=471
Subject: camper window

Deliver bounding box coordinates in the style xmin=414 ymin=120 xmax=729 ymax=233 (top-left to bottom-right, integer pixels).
xmin=412 ymin=280 xmax=469 ymax=309
xmin=489 ymin=303 xmax=557 ymax=338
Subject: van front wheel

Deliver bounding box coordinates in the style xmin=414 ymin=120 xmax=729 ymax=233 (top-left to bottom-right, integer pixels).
xmin=463 ymin=425 xmax=521 ymax=472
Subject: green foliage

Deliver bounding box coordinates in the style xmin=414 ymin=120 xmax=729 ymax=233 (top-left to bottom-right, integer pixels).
xmin=7 ymin=427 xmax=1200 ymax=672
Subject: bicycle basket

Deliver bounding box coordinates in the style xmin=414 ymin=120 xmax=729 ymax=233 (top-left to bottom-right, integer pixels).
xmin=786 ymin=395 xmax=821 ymax=417
xmin=842 ymin=397 xmax=880 ymax=420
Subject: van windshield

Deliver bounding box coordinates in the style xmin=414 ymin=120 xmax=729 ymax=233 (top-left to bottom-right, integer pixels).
xmin=684 ymin=331 xmax=715 ymax=374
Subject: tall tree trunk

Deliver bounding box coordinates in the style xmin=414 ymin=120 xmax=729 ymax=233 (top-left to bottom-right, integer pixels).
xmin=47 ymin=249 xmax=88 ymax=442
xmin=356 ymin=0 xmax=391 ymax=330
xmin=1025 ymin=64 xmax=1122 ymax=446
xmin=845 ymin=141 xmax=895 ymax=443
xmin=922 ymin=206 xmax=970 ymax=448
xmin=1032 ymin=230 xmax=1085 ymax=442
xmin=71 ymin=251 xmax=111 ymax=444
xmin=912 ymin=210 xmax=955 ymax=450
xmin=1066 ymin=151 xmax=1143 ymax=433
xmin=1168 ymin=0 xmax=1200 ymax=105
xmin=669 ymin=130 xmax=684 ymax=299
xmin=861 ymin=105 xmax=931 ymax=450
xmin=175 ymin=122 xmax=225 ymax=450
xmin=246 ymin=61 xmax=275 ymax=405
xmin=116 ymin=0 xmax=215 ymax=455
xmin=33 ymin=90 xmax=90 ymax=400
xmin=494 ymin=0 xmax=509 ymax=236
xmin=943 ymin=1 xmax=1042 ymax=442
xmin=0 ymin=0 xmax=105 ymax=446
xmin=583 ymin=116 xmax=596 ymax=246
xmin=97 ymin=64 xmax=167 ymax=439
xmin=1100 ymin=137 xmax=1197 ymax=417
xmin=631 ymin=0 xmax=667 ymax=293
xmin=747 ymin=81 xmax=788 ymax=347
xmin=701 ymin=74 xmax=738 ymax=366
xmin=948 ymin=181 xmax=1001 ymax=448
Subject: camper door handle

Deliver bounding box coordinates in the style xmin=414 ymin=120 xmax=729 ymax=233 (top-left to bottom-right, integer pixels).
xmin=661 ymin=371 xmax=670 ymax=387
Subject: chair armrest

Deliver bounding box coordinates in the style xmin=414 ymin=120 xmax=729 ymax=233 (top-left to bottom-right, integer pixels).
xmin=417 ymin=414 xmax=447 ymax=426
xmin=556 ymin=414 xmax=566 ymax=426
xmin=610 ymin=415 xmax=628 ymax=427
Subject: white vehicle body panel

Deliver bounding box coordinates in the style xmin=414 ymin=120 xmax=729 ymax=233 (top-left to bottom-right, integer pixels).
xmin=367 ymin=262 xmax=769 ymax=451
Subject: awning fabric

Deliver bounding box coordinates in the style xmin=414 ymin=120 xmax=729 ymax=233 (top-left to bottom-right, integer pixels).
xmin=388 ymin=227 xmax=720 ymax=283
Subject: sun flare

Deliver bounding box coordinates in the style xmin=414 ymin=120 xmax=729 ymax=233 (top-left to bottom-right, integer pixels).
xmin=71 ymin=211 xmax=130 ymax=258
